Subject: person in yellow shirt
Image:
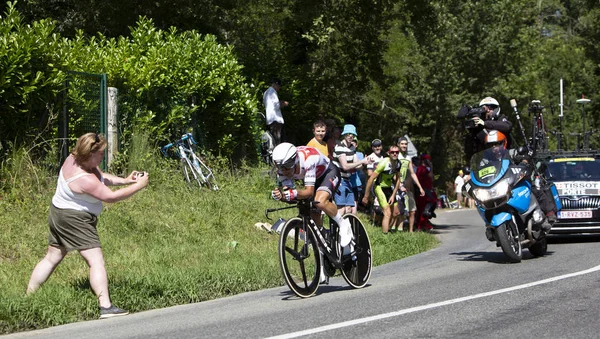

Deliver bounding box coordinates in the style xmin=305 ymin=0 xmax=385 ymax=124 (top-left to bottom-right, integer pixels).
xmin=306 ymin=120 xmax=329 ymax=157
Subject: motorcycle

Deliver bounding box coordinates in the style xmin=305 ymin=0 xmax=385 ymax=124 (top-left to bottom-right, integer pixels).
xmin=462 ymin=147 xmax=549 ymax=263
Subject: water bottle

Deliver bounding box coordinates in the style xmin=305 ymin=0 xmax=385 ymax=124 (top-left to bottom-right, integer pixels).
xmin=534 ymin=176 xmax=541 ymax=190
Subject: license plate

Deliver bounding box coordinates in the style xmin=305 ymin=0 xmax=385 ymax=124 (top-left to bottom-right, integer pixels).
xmin=558 ymin=211 xmax=593 ymax=219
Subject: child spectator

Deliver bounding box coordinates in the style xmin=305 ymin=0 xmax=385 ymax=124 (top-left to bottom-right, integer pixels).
xmin=306 ymin=120 xmax=329 ymax=157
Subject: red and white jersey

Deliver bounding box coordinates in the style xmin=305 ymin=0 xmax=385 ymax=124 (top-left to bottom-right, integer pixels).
xmin=280 ymin=146 xmax=330 ymax=186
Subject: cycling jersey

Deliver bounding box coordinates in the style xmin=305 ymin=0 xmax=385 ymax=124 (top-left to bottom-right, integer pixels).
xmin=278 ymin=146 xmax=330 ymax=187
xmin=374 ymin=157 xmax=401 ymax=188
xmin=398 ymin=152 xmax=413 ymax=182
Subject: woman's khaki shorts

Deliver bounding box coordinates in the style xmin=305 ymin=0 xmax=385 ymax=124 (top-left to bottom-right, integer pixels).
xmin=48 ymin=204 xmax=101 ymax=251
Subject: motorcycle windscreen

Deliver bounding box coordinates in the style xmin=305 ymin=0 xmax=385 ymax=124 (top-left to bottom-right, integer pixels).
xmin=470 ymin=148 xmax=510 ymax=185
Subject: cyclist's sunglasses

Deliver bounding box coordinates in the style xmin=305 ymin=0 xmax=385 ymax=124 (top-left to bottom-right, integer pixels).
xmin=389 ymin=151 xmax=399 ymax=155
xmin=275 ymin=156 xmax=297 ymax=170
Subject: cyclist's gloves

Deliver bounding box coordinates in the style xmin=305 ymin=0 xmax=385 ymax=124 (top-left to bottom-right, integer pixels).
xmin=282 ymin=189 xmax=298 ymax=202
xmin=271 ymin=189 xmax=281 ymax=201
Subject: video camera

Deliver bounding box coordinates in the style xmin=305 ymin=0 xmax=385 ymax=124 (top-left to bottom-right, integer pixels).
xmin=457 ymin=104 xmax=486 ymax=129
xmin=528 ymin=100 xmax=544 ymax=114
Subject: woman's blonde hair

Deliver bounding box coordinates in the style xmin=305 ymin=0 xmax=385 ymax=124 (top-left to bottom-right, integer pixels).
xmin=72 ymin=133 xmax=107 ymax=164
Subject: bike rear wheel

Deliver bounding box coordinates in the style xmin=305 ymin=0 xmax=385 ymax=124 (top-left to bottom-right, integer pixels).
xmin=340 ymin=214 xmax=372 ymax=289
xmin=181 ymin=158 xmax=202 ymax=188
xmin=191 ymin=154 xmax=219 ymax=191
xmin=279 ymin=218 xmax=321 ymax=298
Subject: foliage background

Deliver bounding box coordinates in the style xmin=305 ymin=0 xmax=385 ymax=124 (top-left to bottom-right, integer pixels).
xmin=2 ymin=0 xmax=600 ymax=194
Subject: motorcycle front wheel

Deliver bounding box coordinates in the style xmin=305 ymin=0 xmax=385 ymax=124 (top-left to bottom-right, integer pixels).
xmin=496 ymin=221 xmax=522 ymax=263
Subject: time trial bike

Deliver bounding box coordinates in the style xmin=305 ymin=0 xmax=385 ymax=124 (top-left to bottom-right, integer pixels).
xmin=266 ymin=199 xmax=372 ymax=298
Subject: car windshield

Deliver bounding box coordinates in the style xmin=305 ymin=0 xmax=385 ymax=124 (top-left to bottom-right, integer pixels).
xmin=546 ymin=158 xmax=600 ymax=181
xmin=469 ymin=147 xmax=510 ymax=184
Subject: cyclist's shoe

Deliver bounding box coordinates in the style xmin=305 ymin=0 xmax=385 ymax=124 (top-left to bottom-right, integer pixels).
xmin=99 ymin=305 xmax=129 ymax=319
xmin=339 ymin=218 xmax=353 ymax=247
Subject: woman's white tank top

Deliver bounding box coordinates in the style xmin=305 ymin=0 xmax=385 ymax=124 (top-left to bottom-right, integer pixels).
xmin=52 ymin=169 xmax=104 ymax=216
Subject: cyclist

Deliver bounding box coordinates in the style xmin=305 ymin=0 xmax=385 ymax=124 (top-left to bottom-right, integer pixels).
xmin=270 ymin=142 xmax=354 ymax=248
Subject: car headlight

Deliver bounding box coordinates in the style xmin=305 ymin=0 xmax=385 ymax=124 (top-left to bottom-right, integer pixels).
xmin=472 ymin=178 xmax=511 ymax=202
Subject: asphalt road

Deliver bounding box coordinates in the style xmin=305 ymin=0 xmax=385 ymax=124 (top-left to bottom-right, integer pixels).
xmin=6 ymin=209 xmax=600 ymax=339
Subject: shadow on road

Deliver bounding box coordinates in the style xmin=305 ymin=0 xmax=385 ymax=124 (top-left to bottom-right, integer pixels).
xmin=449 ymin=250 xmax=554 ymax=264
xmin=278 ymin=283 xmax=373 ymax=300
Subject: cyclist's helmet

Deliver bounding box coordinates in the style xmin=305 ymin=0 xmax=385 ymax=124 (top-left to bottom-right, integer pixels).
xmin=479 ymin=96 xmax=501 ymax=118
xmin=272 ymin=142 xmax=298 ymax=169
xmin=484 ymin=130 xmax=507 ymax=149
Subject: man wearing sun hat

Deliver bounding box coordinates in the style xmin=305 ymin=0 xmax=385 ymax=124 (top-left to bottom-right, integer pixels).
xmin=332 ymin=124 xmax=373 ymax=215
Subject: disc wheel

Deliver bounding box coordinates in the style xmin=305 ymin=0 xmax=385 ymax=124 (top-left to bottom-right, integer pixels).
xmin=278 ymin=218 xmax=321 ymax=298
xmin=339 ymin=214 xmax=372 ymax=288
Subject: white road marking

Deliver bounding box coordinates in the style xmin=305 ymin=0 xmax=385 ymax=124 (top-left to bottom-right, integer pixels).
xmin=266 ymin=264 xmax=600 ymax=339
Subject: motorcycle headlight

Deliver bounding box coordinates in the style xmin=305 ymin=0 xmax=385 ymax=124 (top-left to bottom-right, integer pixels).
xmin=472 ymin=178 xmax=511 ymax=202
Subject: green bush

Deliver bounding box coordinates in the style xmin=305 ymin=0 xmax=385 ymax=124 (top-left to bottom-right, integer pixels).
xmin=0 ymin=2 xmax=66 ymax=155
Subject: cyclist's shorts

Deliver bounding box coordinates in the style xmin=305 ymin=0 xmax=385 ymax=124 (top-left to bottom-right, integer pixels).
xmin=314 ymin=162 xmax=341 ymax=200
xmin=374 ymin=186 xmax=396 ymax=209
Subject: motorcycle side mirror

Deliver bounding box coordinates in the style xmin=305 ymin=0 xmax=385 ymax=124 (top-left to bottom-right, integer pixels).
xmin=517 ymin=146 xmax=528 ymax=155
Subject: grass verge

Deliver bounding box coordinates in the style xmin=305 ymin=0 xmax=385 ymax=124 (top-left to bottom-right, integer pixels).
xmin=0 ymin=154 xmax=438 ymax=334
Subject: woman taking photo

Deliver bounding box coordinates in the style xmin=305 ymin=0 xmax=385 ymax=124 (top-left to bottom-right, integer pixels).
xmin=27 ymin=133 xmax=149 ymax=319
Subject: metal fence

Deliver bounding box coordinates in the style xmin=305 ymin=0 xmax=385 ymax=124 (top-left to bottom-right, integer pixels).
xmin=59 ymin=71 xmax=107 ymax=169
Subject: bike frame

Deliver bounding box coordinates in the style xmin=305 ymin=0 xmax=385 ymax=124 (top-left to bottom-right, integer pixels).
xmin=266 ymin=200 xmax=356 ymax=267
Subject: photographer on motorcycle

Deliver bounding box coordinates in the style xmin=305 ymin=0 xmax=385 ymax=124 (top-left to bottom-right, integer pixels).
xmin=457 ymin=97 xmax=513 ymax=163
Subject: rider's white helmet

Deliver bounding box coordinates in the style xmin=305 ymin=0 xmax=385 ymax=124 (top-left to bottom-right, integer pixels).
xmin=479 ymin=97 xmax=501 ymax=118
xmin=272 ymin=142 xmax=297 ymax=169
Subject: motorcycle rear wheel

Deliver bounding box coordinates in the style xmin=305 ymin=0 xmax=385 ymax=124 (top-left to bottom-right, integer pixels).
xmin=496 ymin=221 xmax=522 ymax=263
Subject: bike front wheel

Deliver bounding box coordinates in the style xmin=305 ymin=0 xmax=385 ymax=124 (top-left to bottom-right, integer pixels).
xmin=278 ymin=217 xmax=321 ymax=298
xmin=340 ymin=214 xmax=372 ymax=289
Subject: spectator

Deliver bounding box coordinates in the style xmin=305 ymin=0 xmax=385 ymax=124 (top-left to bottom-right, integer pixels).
xmin=415 ymin=153 xmax=437 ymax=231
xmin=398 ymin=157 xmax=420 ymax=231
xmin=454 ymin=169 xmax=464 ymax=209
xmin=306 ymin=120 xmax=329 ymax=157
xmin=350 ymin=139 xmax=366 ymax=214
xmin=263 ymin=78 xmax=289 ymax=145
xmin=366 ymin=139 xmax=384 ymax=225
xmin=26 ymin=133 xmax=149 ymax=319
xmin=362 ymin=144 xmax=403 ymax=234
xmin=332 ymin=124 xmax=372 ymax=215
xmin=393 ymin=137 xmax=425 ymax=232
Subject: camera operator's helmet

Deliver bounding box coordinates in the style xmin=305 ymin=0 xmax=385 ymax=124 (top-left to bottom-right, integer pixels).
xmin=484 ymin=130 xmax=507 ymax=149
xmin=272 ymin=142 xmax=298 ymax=169
xmin=479 ymin=97 xmax=501 ymax=118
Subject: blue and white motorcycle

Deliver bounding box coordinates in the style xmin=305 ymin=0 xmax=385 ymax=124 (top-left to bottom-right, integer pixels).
xmin=463 ymin=147 xmax=553 ymax=263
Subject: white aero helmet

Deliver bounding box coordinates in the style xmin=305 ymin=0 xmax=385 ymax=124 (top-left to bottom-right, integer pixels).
xmin=272 ymin=142 xmax=297 ymax=169
xmin=479 ymin=96 xmax=501 ymax=117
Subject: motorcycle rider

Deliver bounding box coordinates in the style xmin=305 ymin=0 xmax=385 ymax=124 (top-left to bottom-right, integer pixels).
xmin=480 ymin=131 xmax=557 ymax=231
